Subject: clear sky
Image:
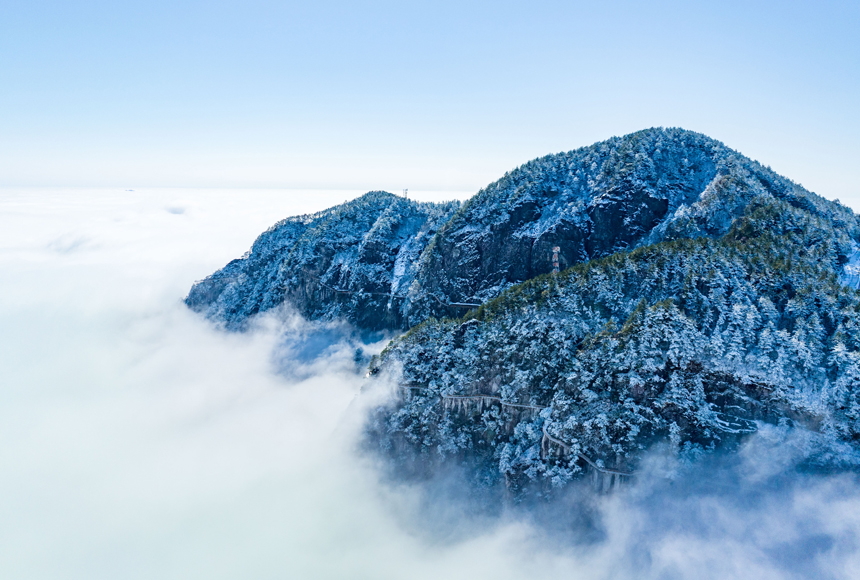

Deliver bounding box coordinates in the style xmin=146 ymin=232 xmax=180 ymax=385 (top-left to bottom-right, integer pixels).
xmin=2 ymin=0 xmax=858 ymax=205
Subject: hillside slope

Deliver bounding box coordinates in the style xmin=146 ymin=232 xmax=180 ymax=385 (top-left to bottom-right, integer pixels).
xmin=368 ymin=196 xmax=860 ymax=492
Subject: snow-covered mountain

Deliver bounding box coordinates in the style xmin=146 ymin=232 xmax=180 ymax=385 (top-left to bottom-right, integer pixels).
xmin=188 ymin=128 xmax=858 ymax=331
xmin=188 ymin=127 xmax=860 ymax=493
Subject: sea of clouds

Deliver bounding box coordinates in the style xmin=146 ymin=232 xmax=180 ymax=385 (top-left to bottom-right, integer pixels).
xmin=2 ymin=188 xmax=860 ymax=580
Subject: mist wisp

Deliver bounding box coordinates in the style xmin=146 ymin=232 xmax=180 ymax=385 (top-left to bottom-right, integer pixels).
xmin=1 ymin=188 xmax=859 ymax=580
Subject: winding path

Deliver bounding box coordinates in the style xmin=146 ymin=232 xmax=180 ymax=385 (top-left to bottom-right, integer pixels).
xmin=541 ymin=426 xmax=636 ymax=477
xmin=398 ymin=387 xmax=636 ymax=477
xmin=442 ymin=394 xmax=545 ymax=411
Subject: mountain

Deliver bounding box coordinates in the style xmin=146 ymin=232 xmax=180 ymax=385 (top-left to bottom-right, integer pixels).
xmin=188 ymin=128 xmax=858 ymax=332
xmin=187 ymin=127 xmax=860 ymax=493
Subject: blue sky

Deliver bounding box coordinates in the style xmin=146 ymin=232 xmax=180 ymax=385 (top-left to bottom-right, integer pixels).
xmin=1 ymin=0 xmax=858 ymax=205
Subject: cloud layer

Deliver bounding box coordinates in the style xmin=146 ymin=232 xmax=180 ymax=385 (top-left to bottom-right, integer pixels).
xmin=1 ymin=188 xmax=859 ymax=579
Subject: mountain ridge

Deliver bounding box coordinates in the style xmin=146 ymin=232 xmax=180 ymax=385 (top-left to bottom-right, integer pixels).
xmin=187 ymin=127 xmax=858 ymax=333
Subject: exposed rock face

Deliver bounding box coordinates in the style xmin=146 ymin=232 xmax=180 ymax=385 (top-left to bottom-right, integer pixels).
xmin=411 ymin=128 xmax=856 ymax=317
xmin=188 ymin=128 xmax=855 ymax=331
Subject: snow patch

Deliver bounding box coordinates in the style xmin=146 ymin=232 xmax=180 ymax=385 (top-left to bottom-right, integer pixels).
xmin=842 ymin=242 xmax=860 ymax=290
